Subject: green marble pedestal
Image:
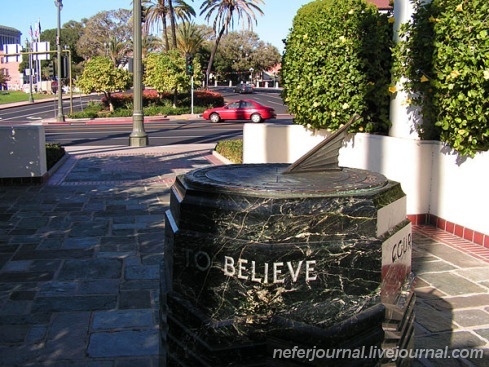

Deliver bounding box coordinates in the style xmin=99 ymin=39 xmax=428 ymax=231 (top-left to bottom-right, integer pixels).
xmin=161 ymin=164 xmax=414 ymax=366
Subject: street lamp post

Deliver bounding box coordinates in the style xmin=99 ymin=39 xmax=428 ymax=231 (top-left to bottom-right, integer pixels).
xmin=129 ymin=0 xmax=148 ymax=147
xmin=54 ymin=0 xmax=65 ymax=122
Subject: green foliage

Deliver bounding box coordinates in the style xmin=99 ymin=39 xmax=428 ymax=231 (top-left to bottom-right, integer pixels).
xmin=68 ymin=90 xmax=222 ymax=119
xmin=41 ymin=22 xmax=85 ymax=64
xmin=215 ymin=139 xmax=243 ymax=164
xmin=0 ymin=91 xmax=53 ymax=105
xmin=68 ymin=101 xmax=104 ymax=119
xmin=0 ymin=72 xmax=10 ymax=86
xmin=392 ymin=0 xmax=489 ymax=157
xmin=76 ymin=9 xmax=132 ymax=63
xmin=45 ymin=143 xmax=66 ymax=170
xmin=76 ymin=56 xmax=132 ymax=111
xmin=281 ymin=0 xmax=393 ymax=133
xmin=104 ymin=90 xmax=223 ymax=109
xmin=144 ymin=50 xmax=202 ymax=95
xmin=179 ymin=90 xmax=224 ymax=107
xmin=212 ymin=31 xmax=281 ymax=84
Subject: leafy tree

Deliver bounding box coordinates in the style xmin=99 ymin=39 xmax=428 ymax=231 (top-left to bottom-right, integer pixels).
xmin=21 ymin=22 xmax=85 ymax=80
xmin=281 ymin=0 xmax=392 ymax=133
xmin=213 ymin=30 xmax=280 ymax=83
xmin=392 ymin=0 xmax=489 ymax=156
xmin=142 ymin=35 xmax=164 ymax=57
xmin=0 ymin=70 xmax=10 ymax=88
xmin=76 ymin=9 xmax=132 ymax=64
xmin=143 ymin=50 xmax=201 ymax=106
xmin=76 ymin=56 xmax=132 ymax=111
xmin=40 ymin=21 xmax=84 ymax=64
xmin=199 ymin=0 xmax=264 ymax=86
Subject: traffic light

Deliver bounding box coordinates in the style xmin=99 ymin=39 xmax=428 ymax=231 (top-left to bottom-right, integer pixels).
xmin=185 ymin=53 xmax=194 ymax=76
xmin=48 ymin=61 xmax=54 ymax=78
xmin=141 ymin=5 xmax=147 ymax=23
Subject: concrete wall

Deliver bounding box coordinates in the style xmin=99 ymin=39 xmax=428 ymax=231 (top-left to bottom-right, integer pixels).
xmin=0 ymin=125 xmax=47 ymax=178
xmin=243 ymin=124 xmax=488 ymax=237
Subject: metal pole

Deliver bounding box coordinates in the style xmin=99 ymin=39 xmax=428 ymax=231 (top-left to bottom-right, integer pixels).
xmin=191 ymin=76 xmax=194 ymax=116
xmin=55 ymin=0 xmax=65 ymax=122
xmin=28 ymin=41 xmax=34 ymax=103
xmin=129 ymin=0 xmax=148 ymax=147
xmin=66 ymin=49 xmax=73 ymax=114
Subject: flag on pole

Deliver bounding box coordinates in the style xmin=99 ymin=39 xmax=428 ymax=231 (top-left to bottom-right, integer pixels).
xmin=35 ymin=19 xmax=41 ymax=41
xmin=29 ymin=24 xmax=34 ymax=42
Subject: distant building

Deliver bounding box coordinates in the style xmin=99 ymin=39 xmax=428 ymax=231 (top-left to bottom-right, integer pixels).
xmin=0 ymin=25 xmax=23 ymax=90
xmin=367 ymin=0 xmax=393 ymax=13
xmin=0 ymin=25 xmax=21 ymax=51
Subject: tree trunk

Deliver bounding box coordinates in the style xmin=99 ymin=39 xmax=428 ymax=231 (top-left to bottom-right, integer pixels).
xmin=162 ymin=17 xmax=169 ymax=51
xmin=105 ymin=91 xmax=114 ymax=112
xmin=205 ymin=8 xmax=233 ymax=88
xmin=173 ymin=88 xmax=177 ymax=108
xmin=206 ymin=26 xmax=226 ymax=88
xmin=168 ymin=0 xmax=177 ymax=48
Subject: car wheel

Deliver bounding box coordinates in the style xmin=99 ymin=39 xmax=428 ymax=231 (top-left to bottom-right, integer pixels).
xmin=210 ymin=113 xmax=221 ymax=123
xmin=251 ymin=113 xmax=262 ymax=123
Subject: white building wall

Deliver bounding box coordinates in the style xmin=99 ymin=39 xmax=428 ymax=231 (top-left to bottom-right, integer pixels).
xmin=429 ymin=145 xmax=489 ymax=234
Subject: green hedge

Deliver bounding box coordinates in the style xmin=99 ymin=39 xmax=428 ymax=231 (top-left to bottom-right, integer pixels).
xmin=215 ymin=139 xmax=243 ymax=164
xmin=101 ymin=90 xmax=224 ymax=109
xmin=392 ymin=0 xmax=489 ymax=156
xmin=46 ymin=143 xmax=66 ymax=170
xmin=281 ymin=0 xmax=393 ymax=134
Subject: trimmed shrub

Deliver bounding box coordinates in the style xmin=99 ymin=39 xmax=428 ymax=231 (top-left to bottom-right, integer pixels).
xmin=101 ymin=89 xmax=224 ymax=110
xmin=392 ymin=0 xmax=489 ymax=156
xmin=46 ymin=143 xmax=66 ymax=170
xmin=281 ymin=0 xmax=393 ymax=133
xmin=215 ymin=139 xmax=243 ymax=164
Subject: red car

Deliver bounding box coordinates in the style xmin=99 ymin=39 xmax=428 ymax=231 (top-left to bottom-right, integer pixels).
xmin=202 ymin=99 xmax=276 ymax=123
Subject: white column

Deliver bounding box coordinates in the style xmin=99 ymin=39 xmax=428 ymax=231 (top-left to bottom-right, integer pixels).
xmin=389 ymin=0 xmax=421 ymax=139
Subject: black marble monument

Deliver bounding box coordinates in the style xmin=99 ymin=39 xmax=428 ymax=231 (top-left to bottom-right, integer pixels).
xmin=161 ymin=116 xmax=415 ymax=366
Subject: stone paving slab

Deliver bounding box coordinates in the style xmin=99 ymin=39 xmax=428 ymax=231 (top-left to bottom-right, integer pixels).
xmin=413 ymin=229 xmax=489 ymax=367
xmin=0 ymin=147 xmax=213 ymax=366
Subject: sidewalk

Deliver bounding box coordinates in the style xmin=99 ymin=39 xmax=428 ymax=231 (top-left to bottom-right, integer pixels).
xmin=0 ymin=145 xmax=488 ymax=367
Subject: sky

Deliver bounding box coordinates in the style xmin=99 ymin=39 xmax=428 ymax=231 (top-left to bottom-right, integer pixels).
xmin=0 ymin=0 xmax=313 ymax=53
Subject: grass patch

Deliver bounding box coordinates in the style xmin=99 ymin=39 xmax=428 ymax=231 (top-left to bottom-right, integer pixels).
xmin=0 ymin=91 xmax=55 ymax=104
xmin=215 ymin=139 xmax=243 ymax=164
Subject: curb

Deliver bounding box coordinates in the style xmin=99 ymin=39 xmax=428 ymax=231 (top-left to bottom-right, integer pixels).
xmin=44 ymin=151 xmax=70 ymax=183
xmin=42 ymin=114 xmax=204 ymax=126
xmin=212 ymin=150 xmax=234 ymax=165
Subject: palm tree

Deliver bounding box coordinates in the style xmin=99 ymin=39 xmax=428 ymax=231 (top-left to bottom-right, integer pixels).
xmin=142 ymin=35 xmax=164 ymax=57
xmin=102 ymin=37 xmax=131 ymax=67
xmin=176 ymin=22 xmax=204 ymax=55
xmin=142 ymin=0 xmax=196 ymax=51
xmin=199 ymin=0 xmax=264 ymax=87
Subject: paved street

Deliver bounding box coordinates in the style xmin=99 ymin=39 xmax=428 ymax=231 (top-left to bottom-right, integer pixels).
xmin=0 ymin=145 xmax=488 ymax=367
